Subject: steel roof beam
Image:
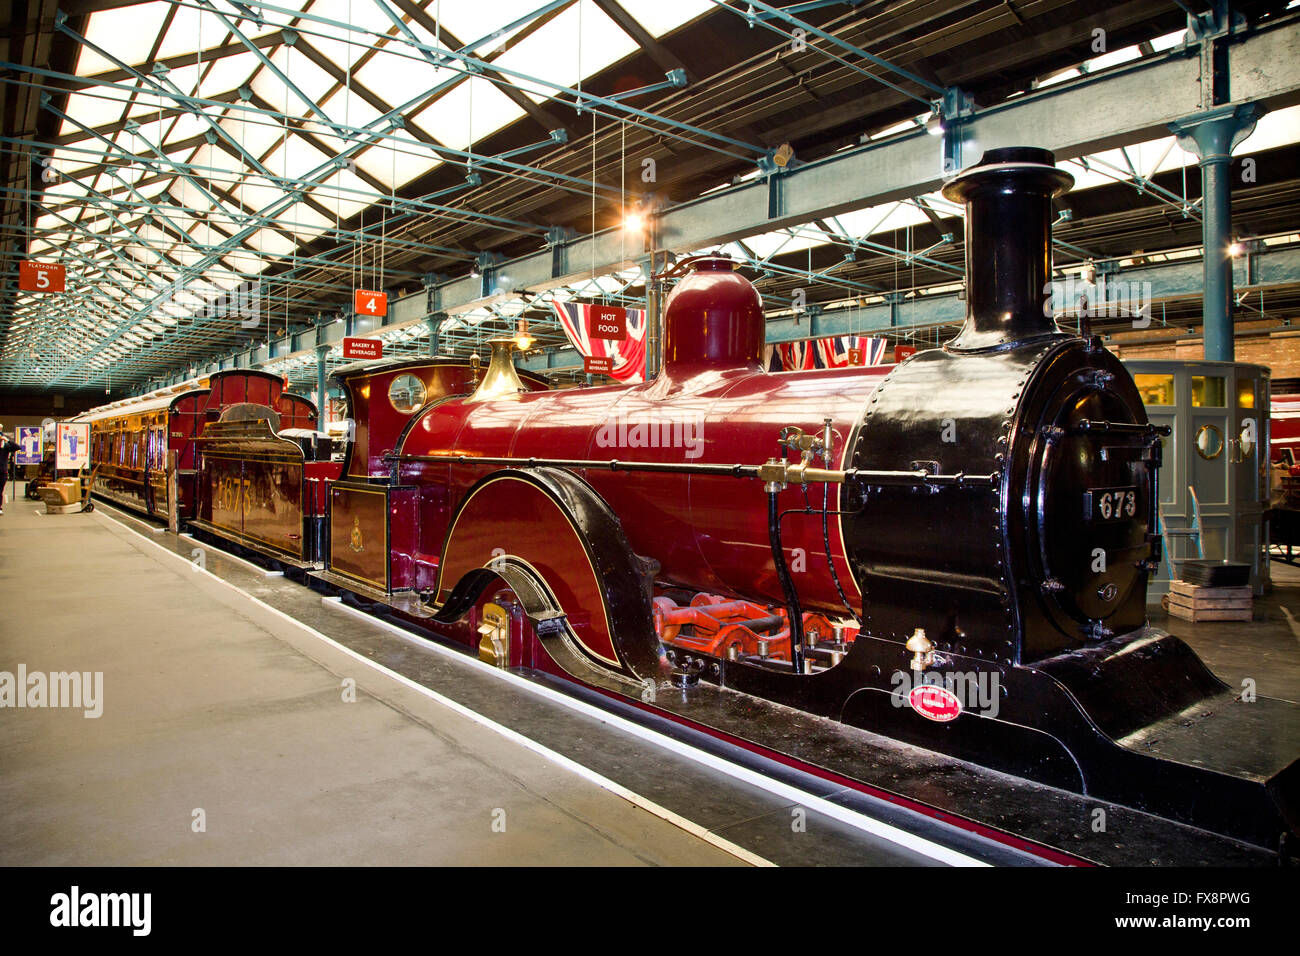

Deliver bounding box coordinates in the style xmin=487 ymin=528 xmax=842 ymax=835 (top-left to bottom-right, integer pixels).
xmin=191 ymin=2 xmax=342 ymax=135
xmin=382 ymin=0 xmax=580 ymax=139
xmin=594 ymin=0 xmax=694 ymax=80
xmin=43 ymin=27 xmax=284 ymax=94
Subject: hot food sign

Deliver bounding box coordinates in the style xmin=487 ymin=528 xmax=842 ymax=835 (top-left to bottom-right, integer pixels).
xmin=588 ymin=305 xmax=626 ymax=341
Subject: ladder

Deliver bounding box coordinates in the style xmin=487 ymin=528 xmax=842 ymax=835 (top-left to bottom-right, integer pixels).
xmin=1159 ymin=484 xmax=1205 ymax=578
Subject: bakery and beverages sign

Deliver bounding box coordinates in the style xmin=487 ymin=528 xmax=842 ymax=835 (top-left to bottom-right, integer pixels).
xmin=343 ymin=337 xmax=383 ymax=360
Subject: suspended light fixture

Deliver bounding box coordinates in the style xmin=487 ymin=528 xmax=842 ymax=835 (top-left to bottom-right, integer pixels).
xmin=515 ymin=317 xmax=534 ymax=351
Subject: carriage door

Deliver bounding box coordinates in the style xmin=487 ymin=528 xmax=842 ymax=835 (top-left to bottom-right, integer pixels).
xmin=1125 ymin=359 xmax=1269 ymax=598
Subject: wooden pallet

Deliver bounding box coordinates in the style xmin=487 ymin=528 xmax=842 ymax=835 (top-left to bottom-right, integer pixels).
xmin=1167 ymin=580 xmax=1252 ymax=622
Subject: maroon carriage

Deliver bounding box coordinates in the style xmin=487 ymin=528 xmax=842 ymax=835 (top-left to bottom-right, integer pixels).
xmin=79 ymin=369 xmax=297 ymax=522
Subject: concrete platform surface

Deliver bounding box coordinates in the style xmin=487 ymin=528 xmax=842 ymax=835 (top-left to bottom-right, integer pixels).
xmin=0 ymin=496 xmax=746 ymax=866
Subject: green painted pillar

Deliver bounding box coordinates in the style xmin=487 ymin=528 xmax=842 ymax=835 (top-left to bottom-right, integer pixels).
xmin=1170 ymin=103 xmax=1261 ymax=362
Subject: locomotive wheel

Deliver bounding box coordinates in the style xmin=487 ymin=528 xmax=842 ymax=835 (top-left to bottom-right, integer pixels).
xmin=435 ymin=467 xmax=665 ymax=683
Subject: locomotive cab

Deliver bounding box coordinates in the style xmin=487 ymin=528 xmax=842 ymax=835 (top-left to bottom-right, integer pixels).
xmin=319 ymin=356 xmax=550 ymax=596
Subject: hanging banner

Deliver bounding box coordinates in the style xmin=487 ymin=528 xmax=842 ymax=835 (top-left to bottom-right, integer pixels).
xmin=354 ymin=289 xmax=388 ymax=317
xmin=894 ymin=344 xmax=919 ymax=362
xmin=552 ymin=302 xmax=646 ymax=384
xmin=343 ymin=337 xmax=383 ymax=360
xmin=19 ymin=261 xmax=65 ymax=292
xmin=16 ymin=426 xmax=42 ymax=465
xmin=55 ymin=422 xmax=90 ymax=470
xmin=766 ymin=335 xmax=887 ymax=372
xmin=584 ymin=356 xmax=614 ymax=375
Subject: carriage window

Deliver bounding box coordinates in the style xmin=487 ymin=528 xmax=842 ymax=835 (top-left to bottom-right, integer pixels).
xmin=1238 ymin=422 xmax=1256 ymax=460
xmin=1196 ymin=423 xmax=1224 ymax=460
xmin=1133 ymin=374 xmax=1174 ymax=406
xmin=388 ymin=374 xmax=427 ymax=413
xmin=1192 ymin=375 xmax=1226 ymax=407
xmin=1236 ymin=378 xmax=1255 ymax=409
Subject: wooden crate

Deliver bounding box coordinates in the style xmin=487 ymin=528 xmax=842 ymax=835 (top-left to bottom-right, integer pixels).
xmin=1168 ymin=580 xmax=1253 ymax=622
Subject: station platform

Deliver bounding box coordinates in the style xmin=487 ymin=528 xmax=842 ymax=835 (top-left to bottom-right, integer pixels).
xmin=0 ymin=489 xmax=985 ymax=867
xmin=0 ymin=494 xmax=744 ymax=866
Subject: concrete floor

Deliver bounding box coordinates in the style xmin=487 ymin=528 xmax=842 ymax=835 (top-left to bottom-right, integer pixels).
xmin=1152 ymin=560 xmax=1300 ymax=705
xmin=0 ymin=494 xmax=743 ymax=866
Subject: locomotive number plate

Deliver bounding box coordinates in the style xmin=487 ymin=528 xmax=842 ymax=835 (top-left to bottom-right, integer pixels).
xmin=1085 ymin=487 xmax=1137 ymax=522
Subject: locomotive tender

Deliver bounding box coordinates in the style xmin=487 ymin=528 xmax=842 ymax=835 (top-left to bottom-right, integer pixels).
xmin=86 ymin=147 xmax=1298 ymax=854
xmin=78 ymin=369 xmax=316 ymax=521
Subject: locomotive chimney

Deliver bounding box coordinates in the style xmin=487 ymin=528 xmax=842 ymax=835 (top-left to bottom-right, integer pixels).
xmin=466 ymin=338 xmax=528 ymax=403
xmin=661 ymin=255 xmax=765 ymax=375
xmin=941 ymin=147 xmax=1074 ymax=352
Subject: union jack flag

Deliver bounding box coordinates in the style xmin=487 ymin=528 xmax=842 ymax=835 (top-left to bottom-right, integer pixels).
xmin=765 ymin=335 xmax=887 ymax=371
xmin=551 ymin=301 xmax=647 ymax=383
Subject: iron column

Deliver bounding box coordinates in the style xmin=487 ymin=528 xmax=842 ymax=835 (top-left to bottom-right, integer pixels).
xmin=1171 ymin=103 xmax=1261 ymax=362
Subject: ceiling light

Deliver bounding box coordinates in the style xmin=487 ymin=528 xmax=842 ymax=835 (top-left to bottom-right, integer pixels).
xmin=515 ymin=318 xmax=534 ymax=351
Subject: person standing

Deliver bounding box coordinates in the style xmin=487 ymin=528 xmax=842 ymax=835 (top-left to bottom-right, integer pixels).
xmin=0 ymin=427 xmax=19 ymax=516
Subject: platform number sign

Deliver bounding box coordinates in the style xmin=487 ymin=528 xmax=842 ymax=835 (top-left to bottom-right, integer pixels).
xmin=19 ymin=261 xmax=65 ymax=292
xmin=847 ymin=347 xmax=864 ymax=366
xmin=354 ymin=289 xmax=388 ymax=317
xmin=16 ymin=426 xmax=42 ymax=465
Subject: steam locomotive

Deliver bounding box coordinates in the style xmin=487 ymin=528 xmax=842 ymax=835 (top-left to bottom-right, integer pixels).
xmin=86 ymin=147 xmax=1299 ymax=856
